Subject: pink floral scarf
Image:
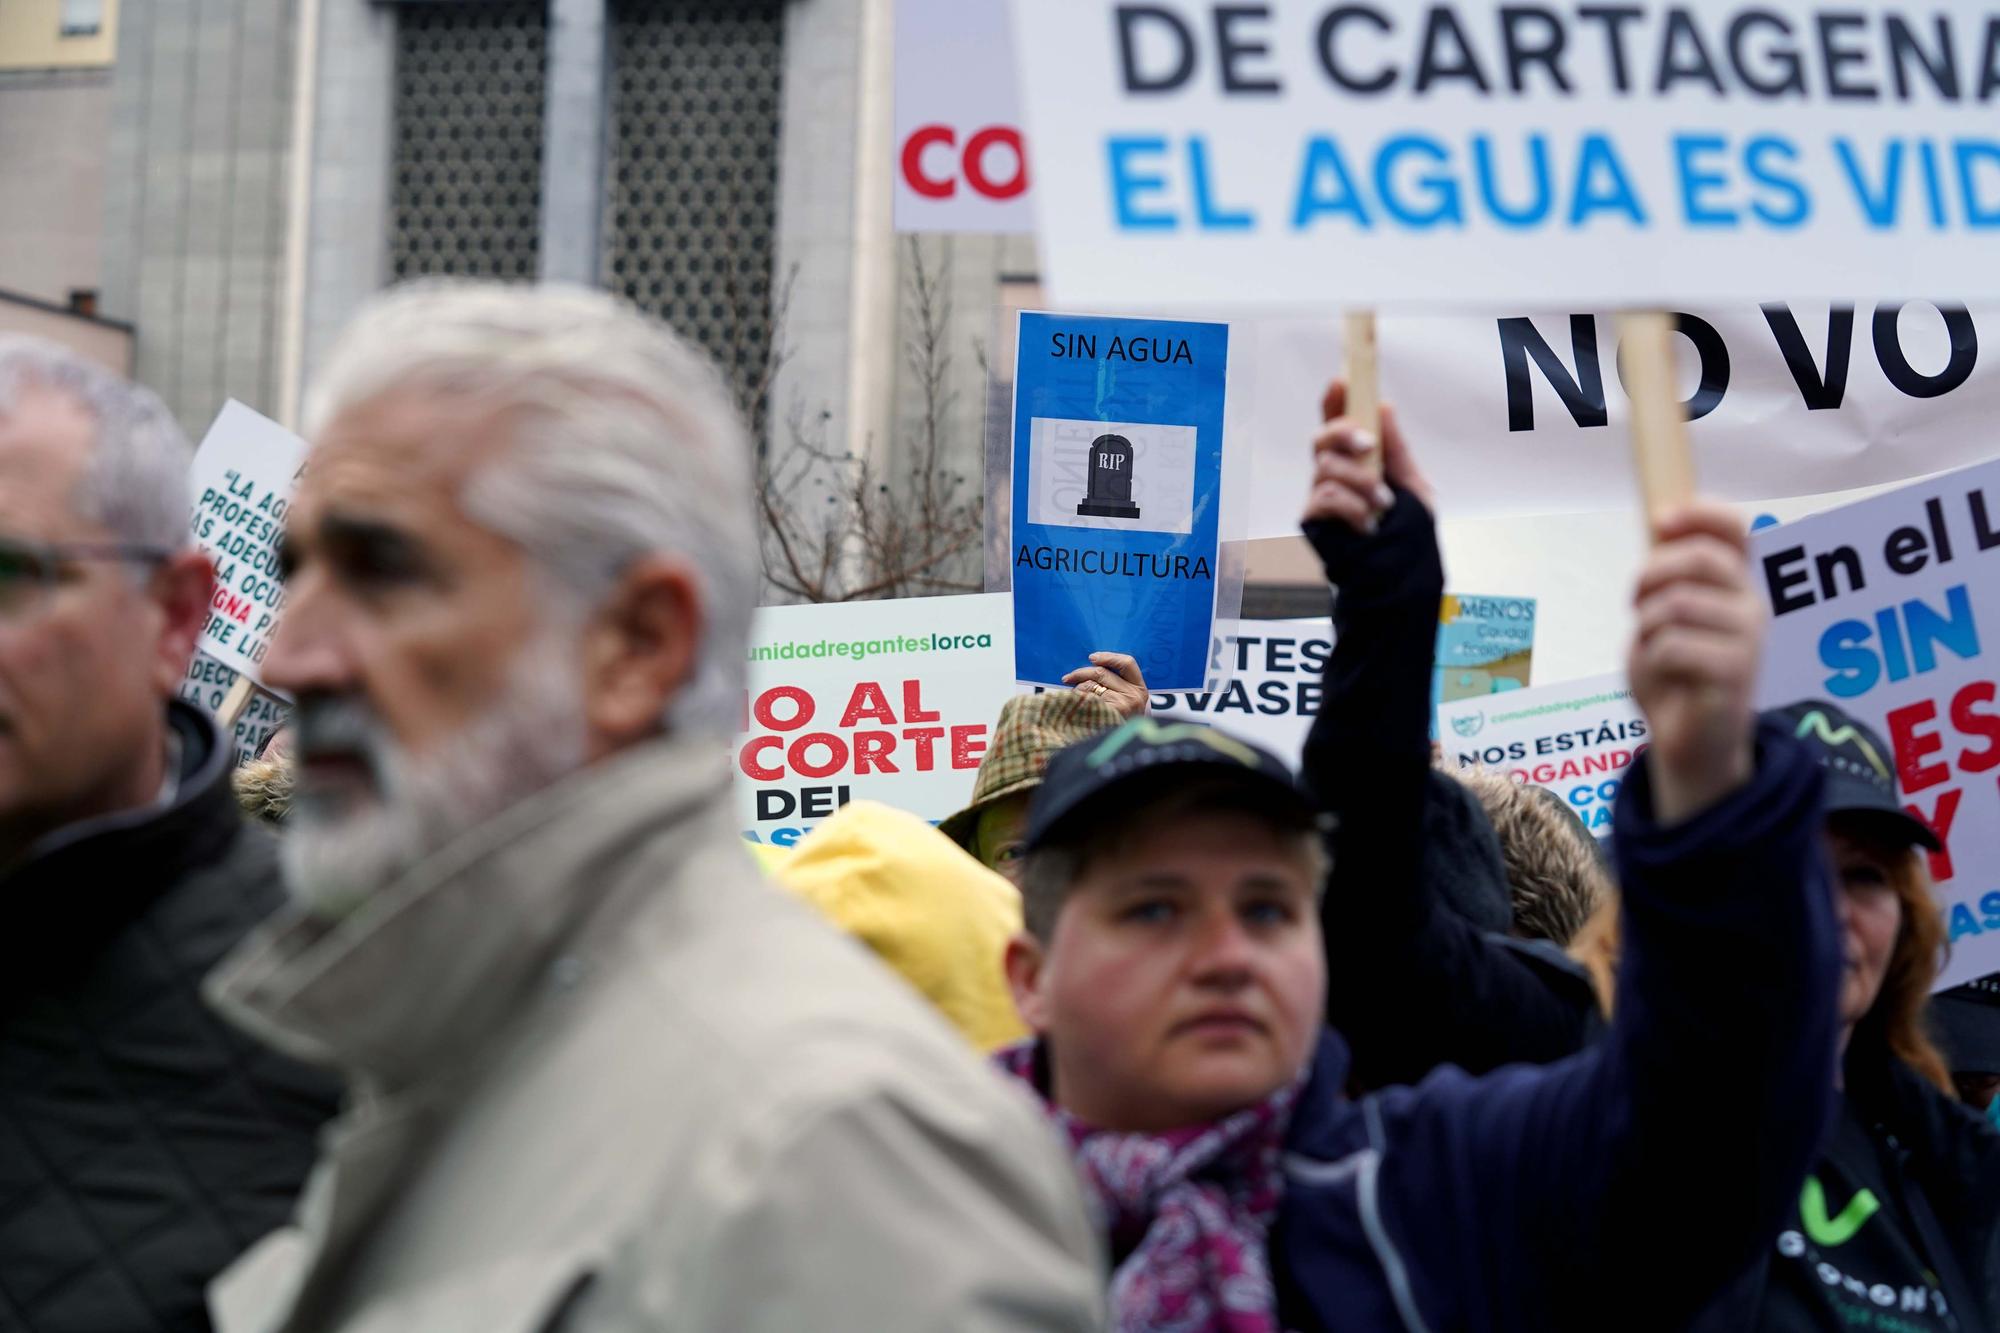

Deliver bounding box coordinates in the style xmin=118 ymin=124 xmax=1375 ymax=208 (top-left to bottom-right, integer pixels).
xmin=995 ymin=1041 xmax=1302 ymax=1333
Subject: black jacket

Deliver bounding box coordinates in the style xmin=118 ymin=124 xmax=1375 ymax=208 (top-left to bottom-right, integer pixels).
xmin=0 ymin=701 xmax=341 ymax=1333
xmin=1302 ymin=491 xmax=1599 ymax=1090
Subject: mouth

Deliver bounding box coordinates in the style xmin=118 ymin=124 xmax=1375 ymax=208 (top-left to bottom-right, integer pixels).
xmin=1171 ymin=1010 xmax=1269 ymax=1040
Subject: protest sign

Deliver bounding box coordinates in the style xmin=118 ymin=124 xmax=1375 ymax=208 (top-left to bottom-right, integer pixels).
xmin=1150 ymin=617 xmax=1331 ymax=761
xmin=1011 ymin=3 xmax=2000 ymax=310
xmin=188 ymin=401 xmax=307 ymax=687
xmin=180 ymin=655 xmax=287 ymax=767
xmin=736 ymin=593 xmax=1016 ymax=846
xmin=1752 ymin=457 xmax=2000 ymax=988
xmin=894 ymin=0 xmax=1031 ymax=232
xmin=1010 ymin=312 xmax=1230 ymax=689
xmin=1437 ymin=673 xmax=1647 ymax=837
xmin=1436 ymin=593 xmax=1536 ymax=708
xmin=1245 ymin=303 xmax=1999 ymax=529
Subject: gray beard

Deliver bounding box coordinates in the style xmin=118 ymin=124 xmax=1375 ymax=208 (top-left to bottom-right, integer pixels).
xmin=281 ymin=630 xmax=590 ymax=920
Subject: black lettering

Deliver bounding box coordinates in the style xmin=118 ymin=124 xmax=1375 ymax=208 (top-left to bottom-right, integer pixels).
xmin=1928 ymin=496 xmax=1955 ymax=563
xmin=1760 ymin=303 xmax=1854 ymax=410
xmin=1500 ymin=314 xmax=1607 ymax=431
xmin=1763 ymin=545 xmax=1815 ymax=615
xmin=1316 ymin=5 xmax=1396 ymax=94
xmin=1576 ymin=4 xmax=1643 ymax=93
xmin=1615 ymin=313 xmax=1730 ymax=422
xmin=1885 ymin=526 xmax=1929 ymax=575
xmin=1982 ymin=20 xmax=2000 ymax=101
xmin=1815 ymin=545 xmax=1865 ymax=599
xmin=1656 ymin=9 xmax=1726 ymax=95
xmin=1256 ymin=680 xmax=1291 ymax=715
xmin=1970 ymin=489 xmax=2000 ymax=550
xmin=1817 ymin=12 xmax=1878 ymax=101
xmin=756 ymin=788 xmax=798 ymax=819
xmin=1886 ymin=15 xmax=1958 ymax=102
xmin=1728 ymin=11 xmax=1805 ymax=97
xmin=1499 ymin=5 xmax=1571 ymax=94
xmin=1414 ymin=7 xmax=1492 ymax=94
xmin=1116 ymin=4 xmax=1197 ymax=94
xmin=1873 ymin=303 xmax=1978 ymax=399
xmin=1214 ymin=4 xmax=1281 ymax=94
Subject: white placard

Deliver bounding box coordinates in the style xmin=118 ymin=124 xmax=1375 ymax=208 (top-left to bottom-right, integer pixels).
xmin=736 ymin=593 xmax=1018 ymax=846
xmin=894 ymin=0 xmax=1033 ymax=232
xmin=1011 ymin=2 xmax=2000 ymax=309
xmin=187 ymin=401 xmax=307 ymax=686
xmin=1436 ymin=673 xmax=1646 ymax=838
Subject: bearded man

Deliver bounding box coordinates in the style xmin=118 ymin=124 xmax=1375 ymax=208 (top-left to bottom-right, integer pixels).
xmin=205 ymin=283 xmax=1101 ymax=1332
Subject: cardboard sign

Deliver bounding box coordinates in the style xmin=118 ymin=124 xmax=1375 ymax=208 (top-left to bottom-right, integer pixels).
xmin=1244 ymin=303 xmax=1999 ymax=529
xmin=1437 ymin=673 xmax=1647 ymax=837
xmin=1010 ymin=2 xmax=2000 ymax=309
xmin=736 ymin=593 xmax=1017 ymax=846
xmin=187 ymin=401 xmax=307 ymax=686
xmin=894 ymin=0 xmax=1032 ymax=232
xmin=1010 ymin=312 xmax=1230 ymax=689
xmin=180 ymin=654 xmax=287 ymax=767
xmin=1752 ymin=457 xmax=2000 ymax=988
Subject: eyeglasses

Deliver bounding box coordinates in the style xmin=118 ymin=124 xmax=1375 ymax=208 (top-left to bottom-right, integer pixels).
xmin=0 ymin=537 xmax=172 ymax=621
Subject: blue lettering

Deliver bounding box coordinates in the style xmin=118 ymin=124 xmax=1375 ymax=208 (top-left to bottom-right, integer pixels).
xmin=1920 ymin=141 xmax=1948 ymax=228
xmin=1877 ymin=604 xmax=1912 ymax=682
xmin=1473 ymin=133 xmax=1552 ymax=228
xmin=1569 ymin=133 xmax=1648 ymax=226
xmin=1958 ymin=141 xmax=2000 ymax=227
xmin=1905 ymin=585 xmax=1981 ymax=675
xmin=1951 ymin=902 xmax=1982 ymax=940
xmin=1675 ymin=134 xmax=1738 ymax=227
xmin=1293 ymin=135 xmax=1373 ymax=229
xmin=1982 ymin=890 xmax=2000 ymax=930
xmin=1746 ymin=136 xmax=1811 ymax=227
xmin=1189 ymin=136 xmax=1255 ymax=230
xmin=1820 ymin=618 xmax=1881 ymax=698
xmin=1109 ymin=136 xmax=1178 ymax=232
xmin=1376 ymin=133 xmax=1463 ymax=228
xmin=1834 ymin=137 xmax=1904 ymax=228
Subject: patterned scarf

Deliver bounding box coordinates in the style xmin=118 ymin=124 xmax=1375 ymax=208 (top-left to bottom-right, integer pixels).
xmin=994 ymin=1040 xmax=1302 ymax=1333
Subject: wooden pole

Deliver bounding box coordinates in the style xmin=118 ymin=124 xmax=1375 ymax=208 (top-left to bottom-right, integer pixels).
xmin=1342 ymin=309 xmax=1382 ymax=479
xmin=216 ymin=675 xmax=257 ymax=731
xmin=1617 ymin=310 xmax=1696 ymax=533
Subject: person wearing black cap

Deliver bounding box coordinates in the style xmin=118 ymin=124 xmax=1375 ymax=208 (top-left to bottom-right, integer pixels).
xmin=997 ymin=423 xmax=1846 ymax=1330
xmin=1933 ymin=973 xmax=2000 ymax=1118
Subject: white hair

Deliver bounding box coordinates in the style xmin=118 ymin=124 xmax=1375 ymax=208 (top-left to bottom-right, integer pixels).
xmin=304 ymin=281 xmax=756 ymax=736
xmin=0 ymin=335 xmax=193 ymax=550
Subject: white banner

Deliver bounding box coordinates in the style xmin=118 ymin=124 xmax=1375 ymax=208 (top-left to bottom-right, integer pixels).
xmin=1150 ymin=617 xmax=1331 ymax=763
xmin=893 ymin=0 xmax=1032 ymax=232
xmin=1752 ymin=457 xmax=2000 ymax=989
xmin=187 ymin=401 xmax=306 ymax=686
xmin=1242 ymin=302 xmax=1999 ymax=529
xmin=735 ymin=593 xmax=1017 ymax=846
xmin=1011 ymin=2 xmax=2000 ymax=310
xmin=1436 ymin=674 xmax=1646 ymax=838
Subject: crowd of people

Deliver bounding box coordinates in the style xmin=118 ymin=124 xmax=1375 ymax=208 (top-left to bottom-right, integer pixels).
xmin=1 ymin=280 xmax=1997 ymax=1333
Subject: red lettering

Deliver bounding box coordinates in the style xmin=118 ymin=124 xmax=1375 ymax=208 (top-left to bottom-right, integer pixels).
xmin=739 ymin=735 xmax=784 ymax=782
xmin=852 ymin=730 xmax=899 ymax=775
xmin=901 ymin=680 xmax=941 ymax=724
xmin=788 ymin=732 xmax=848 ymax=781
xmin=753 ymin=686 xmax=815 ymax=732
xmin=963 ymin=126 xmax=1028 ymax=199
xmin=906 ymin=726 xmax=945 ymax=771
xmin=1950 ymin=681 xmax=2000 ymax=774
xmin=899 ymin=124 xmax=956 ymax=199
xmin=1888 ymin=700 xmax=1948 ymax=793
xmin=840 ymin=681 xmax=896 ymax=728
xmin=1908 ymin=787 xmax=1963 ymax=881
xmin=950 ymin=723 xmax=987 ymax=770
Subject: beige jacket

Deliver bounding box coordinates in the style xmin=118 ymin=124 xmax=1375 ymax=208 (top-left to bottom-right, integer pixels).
xmin=204 ymin=736 xmax=1104 ymax=1333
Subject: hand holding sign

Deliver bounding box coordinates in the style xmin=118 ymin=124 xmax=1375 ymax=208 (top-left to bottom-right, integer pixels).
xmin=1060 ymin=651 xmax=1151 ymax=719
xmin=1305 ymin=379 xmax=1430 ymax=536
xmin=1628 ymin=502 xmax=1764 ymax=825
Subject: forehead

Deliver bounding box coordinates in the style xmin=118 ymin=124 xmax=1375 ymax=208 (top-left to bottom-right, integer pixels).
xmin=1082 ymin=805 xmax=1313 ymax=882
xmin=0 ymin=387 xmax=96 ymax=534
xmin=295 ymin=388 xmax=517 ymax=526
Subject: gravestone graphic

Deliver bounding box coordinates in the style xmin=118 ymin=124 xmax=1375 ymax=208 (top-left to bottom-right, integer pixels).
xmin=1076 ymin=433 xmax=1141 ymax=518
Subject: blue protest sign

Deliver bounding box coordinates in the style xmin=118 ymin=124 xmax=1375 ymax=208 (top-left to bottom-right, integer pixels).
xmin=1010 ymin=313 xmax=1228 ymax=689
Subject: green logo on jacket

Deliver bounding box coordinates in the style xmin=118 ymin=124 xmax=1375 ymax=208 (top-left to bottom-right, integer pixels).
xmin=1800 ymin=1176 xmax=1880 ymax=1248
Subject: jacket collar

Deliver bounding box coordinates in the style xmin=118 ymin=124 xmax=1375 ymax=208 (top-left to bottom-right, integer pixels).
xmin=207 ymin=732 xmax=734 ymax=1092
xmin=4 ymin=700 xmax=241 ymax=970
xmin=1280 ymin=1030 xmax=1356 ymax=1157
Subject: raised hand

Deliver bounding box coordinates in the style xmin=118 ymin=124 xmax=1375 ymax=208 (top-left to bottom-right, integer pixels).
xmin=1303 ymin=378 xmax=1434 ymax=535
xmin=1060 ymin=652 xmax=1151 ymax=719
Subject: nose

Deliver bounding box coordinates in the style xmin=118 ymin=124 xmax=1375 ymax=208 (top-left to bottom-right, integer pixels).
xmin=1187 ymin=904 xmax=1256 ymax=987
xmin=260 ymin=571 xmax=357 ymax=700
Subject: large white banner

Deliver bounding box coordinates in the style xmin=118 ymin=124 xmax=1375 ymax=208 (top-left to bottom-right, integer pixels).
xmin=894 ymin=0 xmax=1031 ymax=232
xmin=1752 ymin=457 xmax=2000 ymax=989
xmin=1243 ymin=302 xmax=1998 ymax=529
xmin=736 ymin=593 xmax=1016 ymax=846
xmin=1011 ymin=2 xmax=2000 ymax=309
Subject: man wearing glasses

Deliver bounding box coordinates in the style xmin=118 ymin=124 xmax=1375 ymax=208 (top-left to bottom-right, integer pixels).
xmin=0 ymin=338 xmax=341 ymax=1332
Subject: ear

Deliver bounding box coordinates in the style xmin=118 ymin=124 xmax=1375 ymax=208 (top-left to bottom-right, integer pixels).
xmin=579 ymin=555 xmax=703 ymax=755
xmin=1004 ymin=932 xmax=1053 ymax=1035
xmin=148 ymin=549 xmax=214 ymax=697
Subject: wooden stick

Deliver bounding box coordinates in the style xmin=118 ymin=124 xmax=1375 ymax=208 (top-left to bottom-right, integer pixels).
xmin=216 ymin=675 xmax=257 ymax=731
xmin=1342 ymin=309 xmax=1383 ymax=480
xmin=1617 ymin=310 xmax=1696 ymax=534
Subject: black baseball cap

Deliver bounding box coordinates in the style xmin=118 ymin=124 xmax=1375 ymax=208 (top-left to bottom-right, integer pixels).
xmin=1024 ymin=718 xmax=1316 ymax=852
xmin=1932 ymin=973 xmax=2000 ymax=1075
xmin=1763 ymin=700 xmax=1941 ymax=852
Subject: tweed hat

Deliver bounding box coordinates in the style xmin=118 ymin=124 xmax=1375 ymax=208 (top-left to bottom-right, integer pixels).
xmin=939 ymin=690 xmax=1123 ymax=849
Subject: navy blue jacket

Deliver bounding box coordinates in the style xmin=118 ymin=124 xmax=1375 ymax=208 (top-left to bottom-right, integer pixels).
xmin=1274 ymin=718 xmax=1842 ymax=1332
